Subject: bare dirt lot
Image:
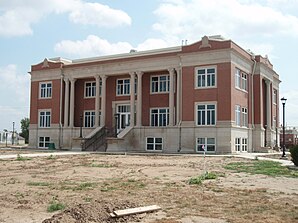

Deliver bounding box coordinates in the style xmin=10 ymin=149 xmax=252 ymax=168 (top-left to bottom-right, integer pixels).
xmin=0 ymin=150 xmax=297 ymax=223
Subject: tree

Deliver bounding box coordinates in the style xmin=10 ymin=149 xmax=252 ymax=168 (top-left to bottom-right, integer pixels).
xmin=20 ymin=118 xmax=29 ymax=143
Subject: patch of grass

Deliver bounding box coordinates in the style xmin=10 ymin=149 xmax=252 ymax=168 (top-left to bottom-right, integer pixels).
xmin=27 ymin=181 xmax=51 ymax=187
xmin=74 ymin=182 xmax=96 ymax=190
xmin=84 ymin=197 xmax=92 ymax=202
xmin=100 ymin=186 xmax=116 ymax=192
xmin=89 ymin=163 xmax=113 ymax=168
xmin=188 ymin=172 xmax=218 ymax=185
xmin=16 ymin=154 xmax=31 ymax=161
xmin=46 ymin=155 xmax=56 ymax=160
xmin=47 ymin=200 xmax=65 ymax=212
xmin=225 ymin=160 xmax=298 ymax=177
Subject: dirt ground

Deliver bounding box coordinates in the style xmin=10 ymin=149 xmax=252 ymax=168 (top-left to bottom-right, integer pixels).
xmin=0 ymin=149 xmax=297 ymax=223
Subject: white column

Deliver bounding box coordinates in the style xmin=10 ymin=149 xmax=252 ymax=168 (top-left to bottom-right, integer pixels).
xmin=176 ymin=67 xmax=182 ymax=124
xmin=100 ymin=75 xmax=106 ymax=126
xmin=168 ymin=68 xmax=175 ymax=126
xmin=64 ymin=78 xmax=70 ymax=127
xmin=130 ymin=72 xmax=135 ymax=127
xmin=95 ymin=75 xmax=100 ymax=127
xmin=136 ymin=71 xmax=143 ymax=127
xmin=265 ymin=80 xmax=271 ymax=130
xmin=69 ymin=78 xmax=76 ymax=128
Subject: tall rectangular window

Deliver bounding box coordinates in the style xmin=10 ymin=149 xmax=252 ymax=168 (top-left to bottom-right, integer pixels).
xmin=39 ymin=136 xmax=50 ymax=148
xmin=117 ymin=79 xmax=130 ymax=96
xmin=235 ymin=105 xmax=241 ymax=126
xmin=197 ymin=104 xmax=216 ymax=126
xmin=242 ymin=107 xmax=248 ymax=127
xmin=146 ymin=137 xmax=163 ymax=151
xmin=235 ymin=138 xmax=241 ymax=152
xmin=85 ymin=81 xmax=96 ymax=98
xmin=242 ymin=138 xmax=248 ymax=152
xmin=197 ymin=137 xmax=216 ymax=153
xmin=196 ymin=67 xmax=216 ymax=88
xmin=84 ymin=111 xmax=95 ymax=127
xmin=150 ymin=108 xmax=169 ymax=126
xmin=39 ymin=111 xmax=51 ymax=128
xmin=151 ymin=75 xmax=170 ymax=93
xmin=241 ymin=73 xmax=247 ymax=91
xmin=40 ymin=82 xmax=52 ymax=98
xmin=235 ymin=69 xmax=241 ymax=89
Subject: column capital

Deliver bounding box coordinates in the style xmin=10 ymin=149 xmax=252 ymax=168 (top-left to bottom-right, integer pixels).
xmin=95 ymin=74 xmax=100 ymax=80
xmin=100 ymin=74 xmax=106 ymax=80
xmin=64 ymin=77 xmax=70 ymax=82
xmin=70 ymin=77 xmax=77 ymax=83
xmin=129 ymin=71 xmax=136 ymax=77
xmin=136 ymin=71 xmax=144 ymax=77
xmin=264 ymin=79 xmax=271 ymax=85
xmin=168 ymin=67 xmax=176 ymax=74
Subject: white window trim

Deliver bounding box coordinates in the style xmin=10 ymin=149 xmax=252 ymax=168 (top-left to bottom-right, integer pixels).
xmin=84 ymin=110 xmax=96 ymax=128
xmin=84 ymin=81 xmax=96 ymax=98
xmin=195 ymin=102 xmax=217 ymax=126
xmin=195 ymin=66 xmax=217 ymax=89
xmin=235 ymin=68 xmax=248 ymax=93
xmin=241 ymin=73 xmax=248 ymax=92
xmin=273 ymin=89 xmax=277 ymax=105
xmin=235 ymin=137 xmax=248 ymax=153
xmin=38 ymin=109 xmax=51 ymax=128
xmin=235 ymin=105 xmax=241 ymax=127
xmin=242 ymin=107 xmax=248 ymax=128
xmin=150 ymin=107 xmax=170 ymax=127
xmin=196 ymin=137 xmax=216 ymax=153
xmin=38 ymin=136 xmax=51 ymax=148
xmin=116 ymin=78 xmax=130 ymax=96
xmin=146 ymin=137 xmax=163 ymax=151
xmin=150 ymin=74 xmax=170 ymax=94
xmin=39 ymin=81 xmax=52 ymax=99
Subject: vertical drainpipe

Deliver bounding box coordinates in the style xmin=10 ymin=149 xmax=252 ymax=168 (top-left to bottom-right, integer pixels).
xmin=178 ymin=55 xmax=182 ymax=152
xmin=59 ymin=64 xmax=64 ymax=149
xmin=251 ymin=54 xmax=256 ymax=152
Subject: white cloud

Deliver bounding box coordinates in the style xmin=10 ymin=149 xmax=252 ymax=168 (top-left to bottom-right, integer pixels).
xmin=0 ymin=65 xmax=30 ymax=131
xmin=54 ymin=35 xmax=133 ymax=58
xmin=0 ymin=0 xmax=131 ymax=37
xmin=69 ymin=2 xmax=131 ymax=27
xmin=153 ymin=0 xmax=298 ymax=43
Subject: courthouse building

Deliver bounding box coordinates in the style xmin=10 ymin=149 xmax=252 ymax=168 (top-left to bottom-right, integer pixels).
xmin=29 ymin=35 xmax=280 ymax=153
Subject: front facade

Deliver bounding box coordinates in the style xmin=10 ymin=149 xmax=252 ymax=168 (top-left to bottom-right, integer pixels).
xmin=29 ymin=36 xmax=280 ymax=153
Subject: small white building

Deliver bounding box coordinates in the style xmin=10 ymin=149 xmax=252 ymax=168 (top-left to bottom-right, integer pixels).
xmin=0 ymin=131 xmax=25 ymax=146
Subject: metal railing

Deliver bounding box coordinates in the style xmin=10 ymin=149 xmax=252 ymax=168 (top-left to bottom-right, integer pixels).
xmin=82 ymin=127 xmax=107 ymax=151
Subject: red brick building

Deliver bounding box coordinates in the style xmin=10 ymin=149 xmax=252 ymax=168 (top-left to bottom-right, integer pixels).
xmin=29 ymin=36 xmax=280 ymax=153
xmin=280 ymin=127 xmax=298 ymax=148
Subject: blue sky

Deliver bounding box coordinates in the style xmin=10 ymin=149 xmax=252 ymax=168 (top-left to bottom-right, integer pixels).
xmin=0 ymin=0 xmax=298 ymax=132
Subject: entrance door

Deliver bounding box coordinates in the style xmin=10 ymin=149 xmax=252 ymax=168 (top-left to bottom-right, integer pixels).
xmin=117 ymin=105 xmax=130 ymax=133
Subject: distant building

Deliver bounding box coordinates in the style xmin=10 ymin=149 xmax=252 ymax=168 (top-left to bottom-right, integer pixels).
xmin=28 ymin=35 xmax=280 ymax=153
xmin=0 ymin=131 xmax=25 ymax=145
xmin=280 ymin=126 xmax=298 ymax=148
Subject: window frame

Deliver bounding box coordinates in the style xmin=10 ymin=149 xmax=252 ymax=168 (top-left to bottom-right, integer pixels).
xmin=235 ymin=137 xmax=241 ymax=152
xmin=195 ymin=66 xmax=217 ymax=89
xmin=196 ymin=137 xmax=216 ymax=153
xmin=235 ymin=105 xmax=241 ymax=126
xmin=241 ymin=73 xmax=247 ymax=91
xmin=242 ymin=107 xmax=248 ymax=127
xmin=39 ymin=110 xmax=51 ymax=128
xmin=196 ymin=103 xmax=216 ymax=126
xmin=273 ymin=89 xmax=277 ymax=105
xmin=84 ymin=110 xmax=96 ymax=128
xmin=146 ymin=137 xmax=163 ymax=151
xmin=116 ymin=78 xmax=130 ymax=96
xmin=39 ymin=136 xmax=50 ymax=148
xmin=84 ymin=81 xmax=96 ymax=98
xmin=150 ymin=75 xmax=170 ymax=94
xmin=39 ymin=81 xmax=52 ymax=99
xmin=150 ymin=107 xmax=169 ymax=127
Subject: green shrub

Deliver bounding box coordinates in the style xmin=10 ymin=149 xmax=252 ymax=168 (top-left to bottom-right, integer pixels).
xmin=47 ymin=201 xmax=65 ymax=212
xmin=188 ymin=172 xmax=218 ymax=185
xmin=290 ymin=145 xmax=298 ymax=166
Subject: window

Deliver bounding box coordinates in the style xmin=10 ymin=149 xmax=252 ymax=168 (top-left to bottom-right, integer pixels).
xmin=40 ymin=82 xmax=52 ymax=98
xmin=39 ymin=136 xmax=50 ymax=148
xmin=197 ymin=137 xmax=216 ymax=153
xmin=39 ymin=111 xmax=51 ymax=128
xmin=117 ymin=79 xmax=130 ymax=95
xmin=273 ymin=89 xmax=277 ymax=104
xmin=151 ymin=75 xmax=170 ymax=93
xmin=242 ymin=107 xmax=248 ymax=127
xmin=273 ymin=116 xmax=276 ymax=129
xmin=85 ymin=81 xmax=96 ymax=98
xmin=235 ymin=105 xmax=241 ymax=126
xmin=150 ymin=108 xmax=169 ymax=126
xmin=84 ymin=111 xmax=95 ymax=127
xmin=146 ymin=137 xmax=163 ymax=151
xmin=235 ymin=138 xmax=241 ymax=152
xmin=197 ymin=104 xmax=216 ymax=126
xmin=241 ymin=73 xmax=247 ymax=91
xmin=235 ymin=68 xmax=248 ymax=91
xmin=242 ymin=138 xmax=248 ymax=152
xmin=196 ymin=67 xmax=216 ymax=88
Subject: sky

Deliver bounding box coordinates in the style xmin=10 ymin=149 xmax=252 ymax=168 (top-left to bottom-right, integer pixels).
xmin=0 ymin=0 xmax=298 ymax=132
